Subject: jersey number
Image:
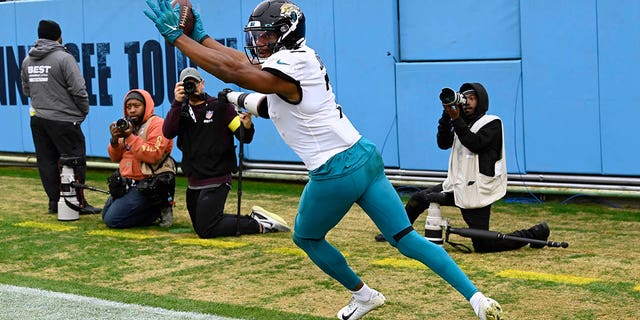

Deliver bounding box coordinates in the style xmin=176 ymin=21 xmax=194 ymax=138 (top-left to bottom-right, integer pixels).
xmin=315 ymin=53 xmax=330 ymax=91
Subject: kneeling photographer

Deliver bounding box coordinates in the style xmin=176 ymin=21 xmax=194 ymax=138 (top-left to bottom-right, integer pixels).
xmin=162 ymin=67 xmax=289 ymax=238
xmin=376 ymin=82 xmax=550 ymax=252
xmin=103 ymin=89 xmax=175 ymax=228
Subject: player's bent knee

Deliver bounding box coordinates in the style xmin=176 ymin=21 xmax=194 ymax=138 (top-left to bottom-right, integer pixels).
xmin=292 ymin=234 xmax=322 ymax=251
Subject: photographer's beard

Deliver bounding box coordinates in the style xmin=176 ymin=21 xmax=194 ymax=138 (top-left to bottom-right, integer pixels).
xmin=462 ymin=104 xmax=475 ymax=118
xmin=187 ymin=92 xmax=206 ymax=105
xmin=461 ymin=105 xmax=484 ymax=125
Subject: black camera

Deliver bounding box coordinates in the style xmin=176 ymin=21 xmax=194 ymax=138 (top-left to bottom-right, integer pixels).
xmin=183 ymin=81 xmax=197 ymax=95
xmin=439 ymin=87 xmax=467 ymax=107
xmin=115 ymin=117 xmax=131 ymax=131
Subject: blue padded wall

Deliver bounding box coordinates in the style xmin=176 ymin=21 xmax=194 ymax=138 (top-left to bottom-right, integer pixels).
xmin=333 ymin=0 xmax=399 ymax=166
xmin=396 ymin=61 xmax=524 ymax=173
xmin=520 ymin=0 xmax=601 ymax=174
xmin=399 ymin=0 xmax=521 ymax=61
xmin=1 ymin=0 xmax=638 ymax=177
xmin=0 ymin=1 xmax=26 ymax=153
xmin=597 ymin=0 xmax=640 ymax=176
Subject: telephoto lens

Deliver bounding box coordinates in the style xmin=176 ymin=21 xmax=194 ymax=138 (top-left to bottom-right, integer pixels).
xmin=439 ymin=87 xmax=466 ymax=106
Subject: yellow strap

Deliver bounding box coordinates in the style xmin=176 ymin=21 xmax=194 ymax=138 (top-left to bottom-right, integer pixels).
xmin=228 ymin=115 xmax=241 ymax=132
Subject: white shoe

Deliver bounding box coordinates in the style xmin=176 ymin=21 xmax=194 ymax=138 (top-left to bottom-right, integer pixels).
xmin=478 ymin=297 xmax=503 ymax=320
xmin=159 ymin=206 xmax=173 ymax=228
xmin=251 ymin=206 xmax=290 ymax=233
xmin=336 ymin=290 xmax=386 ymax=320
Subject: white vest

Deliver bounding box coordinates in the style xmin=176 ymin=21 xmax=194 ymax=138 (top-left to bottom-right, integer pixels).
xmin=442 ymin=115 xmax=507 ymax=208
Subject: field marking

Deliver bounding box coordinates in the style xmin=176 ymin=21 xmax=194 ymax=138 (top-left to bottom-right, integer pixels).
xmin=497 ymin=269 xmax=600 ymax=285
xmin=88 ymin=229 xmax=161 ymax=240
xmin=173 ymin=238 xmax=250 ymax=248
xmin=0 ymin=284 xmax=242 ymax=320
xmin=266 ymin=247 xmax=307 ymax=256
xmin=13 ymin=219 xmax=634 ymax=292
xmin=14 ymin=221 xmax=78 ymax=232
xmin=372 ymin=257 xmax=428 ymax=270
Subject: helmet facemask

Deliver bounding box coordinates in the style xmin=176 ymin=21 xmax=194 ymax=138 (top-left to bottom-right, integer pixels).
xmin=244 ymin=1 xmax=306 ymax=65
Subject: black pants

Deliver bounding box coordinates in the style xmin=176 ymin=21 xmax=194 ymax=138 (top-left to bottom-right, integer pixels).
xmin=186 ymin=184 xmax=260 ymax=238
xmin=405 ymin=183 xmax=529 ymax=253
xmin=30 ymin=116 xmax=87 ymax=211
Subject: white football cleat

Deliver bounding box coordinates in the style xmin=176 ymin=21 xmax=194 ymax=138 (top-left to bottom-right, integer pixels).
xmin=336 ymin=290 xmax=386 ymax=320
xmin=478 ymin=297 xmax=503 ymax=320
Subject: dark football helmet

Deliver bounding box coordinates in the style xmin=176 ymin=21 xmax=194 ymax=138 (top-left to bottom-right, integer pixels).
xmin=244 ymin=0 xmax=306 ymax=64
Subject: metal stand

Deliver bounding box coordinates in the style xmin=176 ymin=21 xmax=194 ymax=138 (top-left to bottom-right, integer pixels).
xmin=236 ymin=125 xmax=244 ymax=236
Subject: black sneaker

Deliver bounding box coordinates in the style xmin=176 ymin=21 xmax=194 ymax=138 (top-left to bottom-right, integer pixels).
xmin=48 ymin=200 xmax=58 ymax=214
xmin=529 ymin=221 xmax=550 ymax=248
xmin=374 ymin=233 xmax=387 ymax=242
xmin=158 ymin=206 xmax=173 ymax=228
xmin=79 ymin=202 xmax=102 ymax=215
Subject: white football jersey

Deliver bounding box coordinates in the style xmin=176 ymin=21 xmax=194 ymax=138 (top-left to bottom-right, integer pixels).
xmin=262 ymin=45 xmax=361 ymax=171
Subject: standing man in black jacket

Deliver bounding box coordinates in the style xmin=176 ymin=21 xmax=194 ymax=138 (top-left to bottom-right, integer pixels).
xmin=21 ymin=20 xmax=101 ymax=215
xmin=163 ymin=67 xmax=290 ymax=238
xmin=376 ymin=82 xmax=550 ymax=252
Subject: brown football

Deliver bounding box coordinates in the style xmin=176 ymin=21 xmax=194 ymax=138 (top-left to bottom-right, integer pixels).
xmin=172 ymin=0 xmax=194 ymax=36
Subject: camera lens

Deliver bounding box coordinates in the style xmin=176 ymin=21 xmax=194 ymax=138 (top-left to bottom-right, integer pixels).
xmin=184 ymin=81 xmax=196 ymax=95
xmin=116 ymin=118 xmax=130 ymax=131
xmin=439 ymin=88 xmax=457 ymax=105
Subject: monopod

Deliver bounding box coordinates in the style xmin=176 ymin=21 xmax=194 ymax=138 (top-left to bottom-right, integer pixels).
xmin=446 ymin=226 xmax=569 ymax=248
xmin=236 ymin=124 xmax=244 ymax=236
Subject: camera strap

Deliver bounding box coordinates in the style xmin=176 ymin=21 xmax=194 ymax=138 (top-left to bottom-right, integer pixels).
xmin=63 ymin=198 xmax=83 ymax=213
xmin=187 ymin=105 xmax=197 ymax=122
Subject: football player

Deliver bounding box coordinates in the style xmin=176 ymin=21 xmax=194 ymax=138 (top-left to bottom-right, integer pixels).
xmin=144 ymin=1 xmax=503 ymax=319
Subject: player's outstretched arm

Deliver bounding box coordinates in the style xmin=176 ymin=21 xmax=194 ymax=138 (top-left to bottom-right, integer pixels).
xmin=145 ymin=0 xmax=299 ymax=101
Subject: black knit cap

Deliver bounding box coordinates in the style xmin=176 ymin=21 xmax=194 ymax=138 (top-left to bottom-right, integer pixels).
xmin=38 ymin=20 xmax=62 ymax=41
xmin=125 ymin=91 xmax=145 ymax=104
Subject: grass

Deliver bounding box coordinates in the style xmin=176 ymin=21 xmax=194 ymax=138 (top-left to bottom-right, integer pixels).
xmin=0 ymin=166 xmax=639 ymax=319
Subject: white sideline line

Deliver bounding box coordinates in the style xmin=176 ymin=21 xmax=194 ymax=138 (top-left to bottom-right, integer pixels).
xmin=0 ymin=284 xmax=243 ymax=320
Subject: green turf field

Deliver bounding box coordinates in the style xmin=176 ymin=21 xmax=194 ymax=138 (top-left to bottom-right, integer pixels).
xmin=0 ymin=167 xmax=638 ymax=319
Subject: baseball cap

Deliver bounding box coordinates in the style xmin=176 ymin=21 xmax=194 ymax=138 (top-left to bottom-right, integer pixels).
xmin=179 ymin=67 xmax=203 ymax=82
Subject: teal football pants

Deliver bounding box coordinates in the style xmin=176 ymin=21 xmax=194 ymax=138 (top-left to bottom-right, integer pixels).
xmin=292 ymin=138 xmax=478 ymax=300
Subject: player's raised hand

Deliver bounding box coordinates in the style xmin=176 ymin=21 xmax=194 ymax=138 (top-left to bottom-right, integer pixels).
xmin=190 ymin=9 xmax=209 ymax=43
xmin=144 ymin=0 xmax=183 ymax=44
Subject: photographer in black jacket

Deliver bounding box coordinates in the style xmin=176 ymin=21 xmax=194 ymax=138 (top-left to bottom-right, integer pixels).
xmin=163 ymin=67 xmax=290 ymax=238
xmin=376 ymin=82 xmax=550 ymax=252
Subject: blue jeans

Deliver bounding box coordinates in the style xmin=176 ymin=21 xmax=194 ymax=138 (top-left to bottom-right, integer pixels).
xmin=102 ymin=186 xmax=160 ymax=228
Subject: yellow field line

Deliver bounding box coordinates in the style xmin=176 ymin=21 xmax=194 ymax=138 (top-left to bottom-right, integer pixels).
xmin=173 ymin=238 xmax=250 ymax=249
xmin=633 ymin=285 xmax=640 ymax=291
xmin=372 ymin=258 xmax=428 ymax=270
xmin=88 ymin=229 xmax=161 ymax=240
xmin=497 ymin=269 xmax=600 ymax=285
xmin=266 ymin=247 xmax=307 ymax=257
xmin=14 ymin=221 xmax=78 ymax=232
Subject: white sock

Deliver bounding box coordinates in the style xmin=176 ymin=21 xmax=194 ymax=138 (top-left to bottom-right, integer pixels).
xmin=469 ymin=291 xmax=487 ymax=317
xmin=351 ymin=283 xmax=374 ymax=301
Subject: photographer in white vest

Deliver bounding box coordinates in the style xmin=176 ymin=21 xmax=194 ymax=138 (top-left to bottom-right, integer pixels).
xmin=376 ymin=82 xmax=551 ymax=252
